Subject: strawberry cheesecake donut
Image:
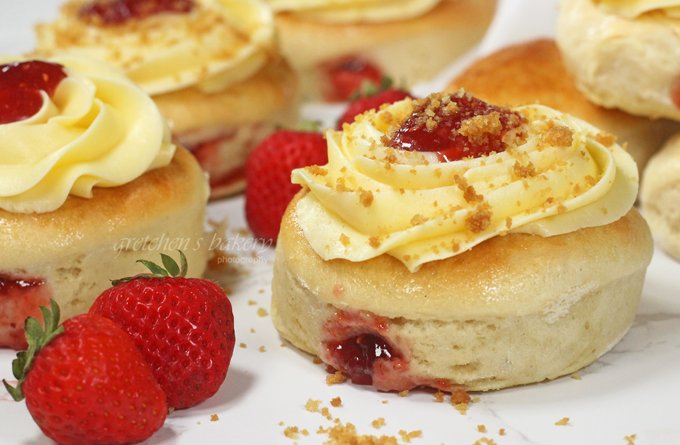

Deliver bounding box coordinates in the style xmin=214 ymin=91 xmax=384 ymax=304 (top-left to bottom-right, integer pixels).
xmin=271 ymin=91 xmax=653 ymax=392
xmin=446 ymin=39 xmax=680 ymax=173
xmin=267 ymin=0 xmax=497 ymax=101
xmin=556 ymin=0 xmax=680 ymax=121
xmin=0 ymin=55 xmax=209 ymax=350
xmin=35 ymin=0 xmax=297 ymax=198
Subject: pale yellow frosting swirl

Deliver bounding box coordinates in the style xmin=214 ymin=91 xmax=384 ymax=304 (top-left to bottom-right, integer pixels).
xmin=0 ymin=55 xmax=175 ymax=214
xmin=35 ymin=0 xmax=273 ymax=95
xmin=292 ymin=96 xmax=638 ymax=272
xmin=265 ymin=0 xmax=442 ymax=23
xmin=595 ymin=0 xmax=680 ymax=18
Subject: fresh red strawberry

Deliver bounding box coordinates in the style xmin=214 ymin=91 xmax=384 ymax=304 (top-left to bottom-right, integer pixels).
xmin=89 ymin=251 xmax=235 ymax=410
xmin=337 ymin=87 xmax=414 ymax=130
xmin=245 ymin=130 xmax=327 ymax=243
xmin=323 ymin=56 xmax=383 ymax=102
xmin=3 ymin=301 xmax=167 ymax=445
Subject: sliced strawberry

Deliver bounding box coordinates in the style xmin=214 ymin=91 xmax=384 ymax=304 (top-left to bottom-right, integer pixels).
xmin=245 ymin=130 xmax=327 ymax=243
xmin=336 ymin=88 xmax=414 ymax=130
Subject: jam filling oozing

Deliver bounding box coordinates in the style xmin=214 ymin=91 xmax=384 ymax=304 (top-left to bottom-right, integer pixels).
xmin=0 ymin=61 xmax=67 ymax=125
xmin=0 ymin=274 xmax=51 ymax=350
xmin=79 ymin=0 xmax=196 ymax=25
xmin=324 ymin=333 xmax=402 ymax=386
xmin=388 ymin=91 xmax=525 ymax=162
xmin=323 ymin=56 xmax=383 ymax=102
xmin=671 ymin=74 xmax=680 ymax=111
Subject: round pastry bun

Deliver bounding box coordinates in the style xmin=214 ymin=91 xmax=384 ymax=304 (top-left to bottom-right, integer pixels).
xmin=274 ymin=0 xmax=496 ymax=101
xmin=153 ymin=59 xmax=298 ymax=198
xmin=641 ymin=132 xmax=680 ymax=260
xmin=272 ymin=191 xmax=653 ymax=391
xmin=446 ymin=39 xmax=680 ymax=173
xmin=0 ymin=147 xmax=209 ymax=348
xmin=556 ymin=0 xmax=680 ymax=121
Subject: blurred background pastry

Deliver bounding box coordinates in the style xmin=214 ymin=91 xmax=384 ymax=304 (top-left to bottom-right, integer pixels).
xmin=268 ymin=0 xmax=497 ymax=101
xmin=556 ymin=0 xmax=680 ymax=121
xmin=35 ymin=0 xmax=298 ymax=198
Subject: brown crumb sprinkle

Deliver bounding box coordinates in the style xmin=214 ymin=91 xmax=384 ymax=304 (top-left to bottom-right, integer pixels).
xmin=434 ymin=391 xmax=445 ymax=403
xmin=330 ymin=397 xmax=342 ymax=407
xmin=313 ymin=357 xmax=323 ymax=365
xmin=477 ymin=425 xmax=486 ymax=433
xmin=359 ymin=188 xmax=374 ymax=208
xmin=284 ymin=426 xmax=300 ymax=439
xmin=454 ymin=403 xmax=468 ymax=415
xmin=257 ymin=307 xmax=268 ymax=317
xmin=398 ymin=429 xmax=422 ymax=443
xmin=451 ymin=388 xmax=471 ymax=405
xmin=305 ymin=399 xmax=322 ymax=412
xmin=398 ymin=390 xmax=409 ymax=397
xmin=571 ymin=374 xmax=582 ymax=380
xmin=472 ymin=438 xmax=497 ymax=445
xmin=555 ymin=417 xmax=569 ymax=426
xmin=465 ymin=204 xmax=492 ymax=234
xmin=371 ymin=418 xmax=385 ymax=429
xmin=339 ymin=233 xmax=351 ymax=246
xmin=499 ymin=429 xmax=505 ymax=436
xmin=320 ymin=421 xmax=406 ymax=445
xmin=307 ymin=165 xmax=329 ymax=176
xmin=259 ymin=346 xmax=266 ymax=353
xmin=326 ymin=371 xmax=346 ymax=385
xmin=625 ymin=434 xmax=637 ymax=444
xmin=239 ymin=343 xmax=246 ymax=348
xmin=210 ymin=414 xmax=219 ymax=422
xmin=248 ymin=300 xmax=257 ymax=306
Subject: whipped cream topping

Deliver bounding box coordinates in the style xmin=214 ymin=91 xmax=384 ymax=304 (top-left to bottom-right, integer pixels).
xmin=292 ymin=95 xmax=639 ymax=272
xmin=266 ymin=0 xmax=441 ymax=23
xmin=595 ymin=0 xmax=680 ymax=18
xmin=35 ymin=0 xmax=273 ymax=95
xmin=0 ymin=55 xmax=175 ymax=214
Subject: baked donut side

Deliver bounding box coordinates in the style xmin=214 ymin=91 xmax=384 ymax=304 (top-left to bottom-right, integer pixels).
xmin=446 ymin=39 xmax=680 ymax=173
xmin=272 ymin=192 xmax=653 ymax=391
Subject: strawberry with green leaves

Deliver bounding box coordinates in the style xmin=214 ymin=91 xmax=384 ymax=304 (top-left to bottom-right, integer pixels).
xmin=3 ymin=301 xmax=167 ymax=445
xmin=89 ymin=251 xmax=235 ymax=410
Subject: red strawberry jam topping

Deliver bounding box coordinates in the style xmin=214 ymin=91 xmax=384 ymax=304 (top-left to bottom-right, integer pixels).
xmin=323 ymin=56 xmax=383 ymax=102
xmin=388 ymin=91 xmax=526 ymax=162
xmin=79 ymin=0 xmax=196 ymax=26
xmin=0 ymin=274 xmax=51 ymax=350
xmin=0 ymin=61 xmax=67 ymax=125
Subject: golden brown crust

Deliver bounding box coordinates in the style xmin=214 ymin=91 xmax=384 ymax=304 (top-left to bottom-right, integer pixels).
xmin=0 ymin=147 xmax=208 ymax=262
xmin=278 ymin=189 xmax=653 ymax=320
xmin=446 ymin=39 xmax=680 ymax=172
xmin=152 ymin=58 xmax=298 ymax=135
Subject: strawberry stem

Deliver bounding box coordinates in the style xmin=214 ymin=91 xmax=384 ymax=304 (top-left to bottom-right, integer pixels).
xmin=3 ymin=300 xmax=64 ymax=401
xmin=111 ymin=250 xmax=188 ymax=286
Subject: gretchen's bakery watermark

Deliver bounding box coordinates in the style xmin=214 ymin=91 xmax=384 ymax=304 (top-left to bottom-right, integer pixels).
xmin=113 ymin=233 xmax=273 ymax=259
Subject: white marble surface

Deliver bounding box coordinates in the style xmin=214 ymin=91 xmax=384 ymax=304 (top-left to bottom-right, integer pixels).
xmin=2 ymin=1 xmax=680 ymax=444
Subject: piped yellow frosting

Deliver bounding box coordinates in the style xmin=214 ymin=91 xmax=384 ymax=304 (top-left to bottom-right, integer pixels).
xmin=292 ymin=94 xmax=638 ymax=272
xmin=0 ymin=55 xmax=175 ymax=214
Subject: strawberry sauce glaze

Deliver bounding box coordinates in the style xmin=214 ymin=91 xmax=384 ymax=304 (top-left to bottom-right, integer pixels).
xmin=0 ymin=275 xmax=52 ymax=350
xmin=388 ymin=93 xmax=525 ymax=162
xmin=79 ymin=0 xmax=195 ymax=25
xmin=321 ymin=310 xmax=454 ymax=392
xmin=0 ymin=61 xmax=67 ymax=125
